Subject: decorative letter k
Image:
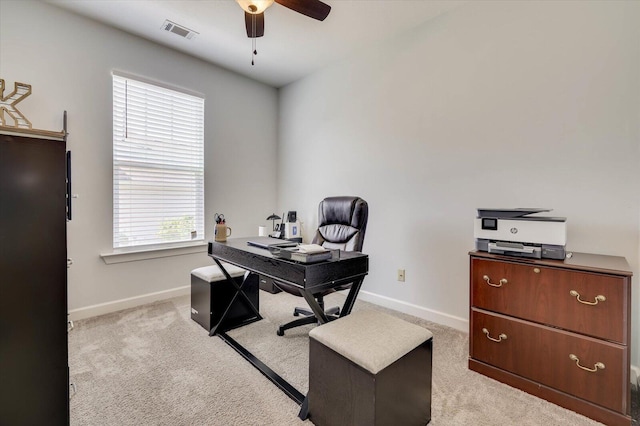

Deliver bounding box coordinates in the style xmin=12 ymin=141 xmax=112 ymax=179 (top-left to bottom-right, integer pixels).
xmin=0 ymin=79 xmax=33 ymax=129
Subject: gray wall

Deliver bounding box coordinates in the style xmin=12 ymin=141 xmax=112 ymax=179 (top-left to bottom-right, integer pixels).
xmin=0 ymin=1 xmax=278 ymax=311
xmin=278 ymin=1 xmax=640 ymax=368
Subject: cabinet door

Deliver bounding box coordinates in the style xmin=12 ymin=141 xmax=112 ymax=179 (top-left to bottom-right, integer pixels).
xmin=471 ymin=258 xmax=627 ymax=344
xmin=0 ymin=134 xmax=68 ymax=425
xmin=471 ymin=309 xmax=627 ymax=413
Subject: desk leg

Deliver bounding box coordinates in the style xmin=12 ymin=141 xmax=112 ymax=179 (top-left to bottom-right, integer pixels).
xmin=300 ymin=289 xmax=329 ymax=324
xmin=218 ymin=332 xmax=305 ymax=406
xmin=339 ymin=277 xmax=364 ymax=318
xmin=298 ymin=396 xmax=309 ymax=420
xmin=300 ymin=277 xmax=365 ymax=325
xmin=209 ymin=259 xmax=262 ymax=336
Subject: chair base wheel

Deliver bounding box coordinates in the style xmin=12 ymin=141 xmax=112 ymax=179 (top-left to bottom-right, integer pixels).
xmin=277 ymin=328 xmax=285 ymax=336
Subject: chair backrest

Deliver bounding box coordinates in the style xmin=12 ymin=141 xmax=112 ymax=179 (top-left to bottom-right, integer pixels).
xmin=311 ymin=196 xmax=368 ymax=252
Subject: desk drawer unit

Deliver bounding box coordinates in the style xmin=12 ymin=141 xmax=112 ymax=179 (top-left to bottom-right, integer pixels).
xmin=468 ymin=251 xmax=632 ymax=426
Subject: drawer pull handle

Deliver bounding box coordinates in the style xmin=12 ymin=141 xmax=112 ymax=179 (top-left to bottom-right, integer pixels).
xmin=483 ymin=275 xmax=507 ymax=288
xmin=482 ymin=328 xmax=507 ymax=342
xmin=569 ymin=354 xmax=605 ymax=372
xmin=569 ymin=290 xmax=606 ymax=305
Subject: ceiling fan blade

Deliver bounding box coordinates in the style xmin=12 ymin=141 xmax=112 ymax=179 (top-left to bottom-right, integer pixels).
xmin=275 ymin=0 xmax=331 ymax=21
xmin=244 ymin=12 xmax=265 ymax=38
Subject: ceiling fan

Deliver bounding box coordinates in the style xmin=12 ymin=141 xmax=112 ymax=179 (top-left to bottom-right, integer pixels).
xmin=235 ymin=0 xmax=331 ymax=64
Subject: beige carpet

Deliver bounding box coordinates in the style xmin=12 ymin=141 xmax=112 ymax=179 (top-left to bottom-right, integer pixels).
xmin=69 ymin=290 xmax=607 ymax=425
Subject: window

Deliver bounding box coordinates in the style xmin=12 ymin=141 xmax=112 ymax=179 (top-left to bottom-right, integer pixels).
xmin=112 ymin=73 xmax=204 ymax=249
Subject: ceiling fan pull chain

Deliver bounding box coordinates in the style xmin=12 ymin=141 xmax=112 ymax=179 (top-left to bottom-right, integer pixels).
xmin=251 ymin=13 xmax=257 ymax=65
xmin=251 ymin=39 xmax=257 ymax=65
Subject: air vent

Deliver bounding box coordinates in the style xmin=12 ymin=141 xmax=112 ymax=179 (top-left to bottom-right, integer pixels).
xmin=162 ymin=20 xmax=198 ymax=39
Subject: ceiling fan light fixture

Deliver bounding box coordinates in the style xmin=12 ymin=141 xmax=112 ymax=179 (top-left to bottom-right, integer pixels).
xmin=236 ymin=0 xmax=274 ymax=14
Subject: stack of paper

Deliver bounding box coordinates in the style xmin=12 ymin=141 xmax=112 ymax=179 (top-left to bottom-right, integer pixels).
xmin=297 ymin=244 xmax=327 ymax=254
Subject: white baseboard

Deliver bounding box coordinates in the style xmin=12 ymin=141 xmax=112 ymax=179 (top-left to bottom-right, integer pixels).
xmin=357 ymin=290 xmax=469 ymax=332
xmin=68 ymin=285 xmax=190 ymax=321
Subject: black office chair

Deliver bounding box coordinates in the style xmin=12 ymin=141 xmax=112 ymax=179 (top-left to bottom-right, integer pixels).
xmin=276 ymin=196 xmax=368 ymax=336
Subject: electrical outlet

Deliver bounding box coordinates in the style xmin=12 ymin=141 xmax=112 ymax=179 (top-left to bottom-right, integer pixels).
xmin=397 ymin=269 xmax=405 ymax=282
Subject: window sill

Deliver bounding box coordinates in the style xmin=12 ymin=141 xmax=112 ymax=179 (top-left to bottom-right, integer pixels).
xmin=100 ymin=241 xmax=208 ymax=264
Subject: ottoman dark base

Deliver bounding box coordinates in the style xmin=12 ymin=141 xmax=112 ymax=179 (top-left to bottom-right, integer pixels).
xmin=309 ymin=337 xmax=432 ymax=426
xmin=190 ymin=271 xmax=259 ymax=332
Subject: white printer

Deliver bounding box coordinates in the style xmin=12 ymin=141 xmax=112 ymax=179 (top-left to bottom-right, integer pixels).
xmin=474 ymin=208 xmax=566 ymax=260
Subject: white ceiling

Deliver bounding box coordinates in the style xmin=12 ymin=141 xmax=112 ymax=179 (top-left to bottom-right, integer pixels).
xmin=47 ymin=0 xmax=465 ymax=88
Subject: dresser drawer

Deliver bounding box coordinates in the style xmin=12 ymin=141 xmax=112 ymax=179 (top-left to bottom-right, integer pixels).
xmin=471 ymin=309 xmax=626 ymax=413
xmin=471 ymin=258 xmax=627 ymax=344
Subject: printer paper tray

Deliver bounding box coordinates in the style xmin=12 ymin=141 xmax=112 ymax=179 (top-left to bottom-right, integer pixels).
xmin=488 ymin=242 xmax=542 ymax=259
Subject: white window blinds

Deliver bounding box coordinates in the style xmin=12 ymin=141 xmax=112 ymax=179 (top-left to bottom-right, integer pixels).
xmin=112 ymin=74 xmax=204 ymax=249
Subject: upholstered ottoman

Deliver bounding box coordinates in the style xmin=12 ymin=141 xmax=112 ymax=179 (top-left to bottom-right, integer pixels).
xmin=190 ymin=263 xmax=259 ymax=333
xmin=308 ymin=310 xmax=433 ymax=426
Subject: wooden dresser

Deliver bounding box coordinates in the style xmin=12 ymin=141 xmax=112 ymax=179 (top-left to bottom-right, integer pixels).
xmin=469 ymin=251 xmax=632 ymax=426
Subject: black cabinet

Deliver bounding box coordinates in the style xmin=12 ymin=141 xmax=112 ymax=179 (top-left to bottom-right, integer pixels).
xmin=258 ymin=274 xmax=282 ymax=294
xmin=0 ymin=131 xmax=70 ymax=425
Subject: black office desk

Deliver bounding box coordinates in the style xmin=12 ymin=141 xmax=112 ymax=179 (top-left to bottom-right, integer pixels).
xmin=207 ymin=237 xmax=369 ymax=419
